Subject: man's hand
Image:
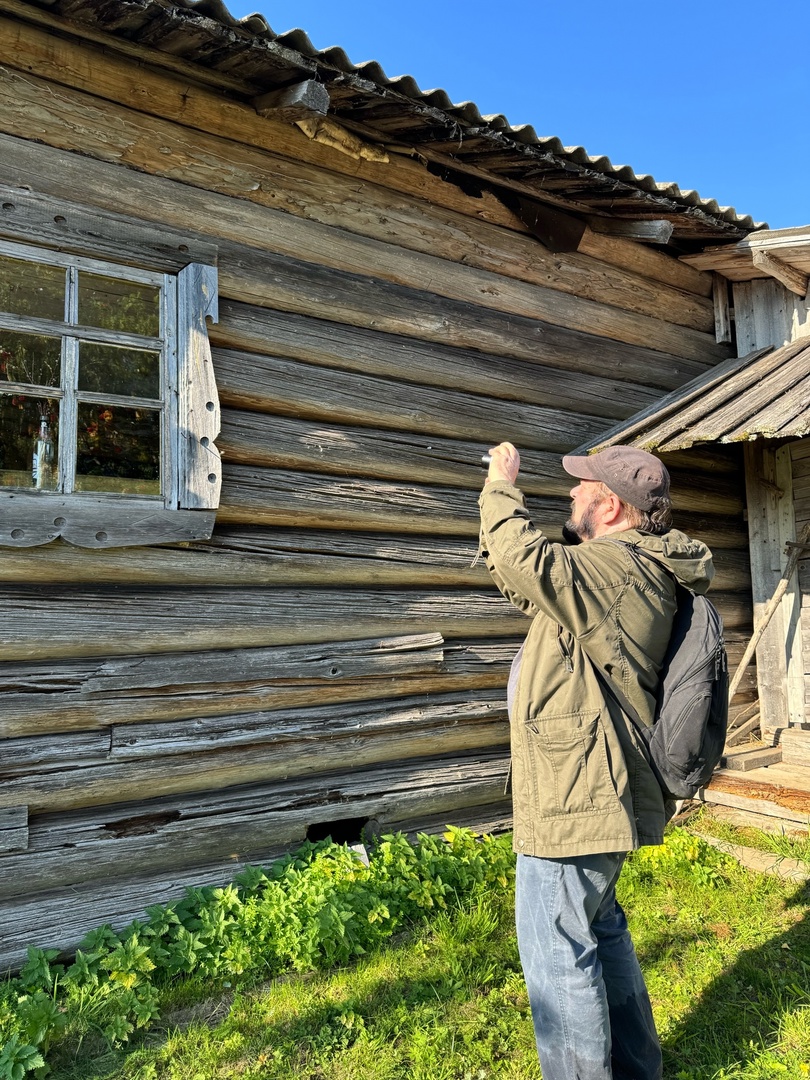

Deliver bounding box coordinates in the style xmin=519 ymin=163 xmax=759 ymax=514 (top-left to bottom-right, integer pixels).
xmin=486 ymin=442 xmax=520 ymax=486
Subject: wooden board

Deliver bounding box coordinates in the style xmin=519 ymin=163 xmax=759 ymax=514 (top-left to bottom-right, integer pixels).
xmin=0 ymin=706 xmax=510 ymax=812
xmin=706 ymin=764 xmax=810 ymax=814
xmin=0 ymin=584 xmax=531 ymax=661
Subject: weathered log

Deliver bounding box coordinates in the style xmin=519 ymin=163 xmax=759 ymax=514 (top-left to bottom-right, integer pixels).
xmin=108 ymin=691 xmax=508 ymax=761
xmin=0 ymin=753 xmax=511 ymax=901
xmin=0 ymin=631 xmax=756 ymax=741
xmin=0 ymin=183 xmax=218 ymax=271
xmin=213 ymin=352 xmax=606 ymax=453
xmin=218 ymin=411 xmax=745 ymax=516
xmin=252 ymin=79 xmax=330 ymax=121
xmin=0 ymin=532 xmax=490 ymax=588
xmin=0 ymin=19 xmax=713 ymax=306
xmin=0 ymin=521 xmax=752 ymax=589
xmin=0 ymin=753 xmax=510 ymax=969
xmin=0 ymin=636 xmax=522 ymax=739
xmin=0 ymin=702 xmax=510 ymax=812
xmin=0 ymin=584 xmax=529 ymax=662
xmin=216 ymin=464 xmax=565 ymax=535
xmin=0 ymin=730 xmax=110 ymax=777
xmin=212 ymin=302 xmax=687 ymax=416
xmin=216 ymin=306 xmax=673 ymax=419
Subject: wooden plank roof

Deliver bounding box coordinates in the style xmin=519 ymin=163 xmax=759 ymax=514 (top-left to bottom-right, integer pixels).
xmin=577 ymin=338 xmax=810 ymax=454
xmin=13 ymin=0 xmax=763 ymax=248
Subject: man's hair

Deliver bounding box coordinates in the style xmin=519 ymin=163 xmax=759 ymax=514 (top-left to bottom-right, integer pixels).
xmin=594 ymin=482 xmax=672 ymax=535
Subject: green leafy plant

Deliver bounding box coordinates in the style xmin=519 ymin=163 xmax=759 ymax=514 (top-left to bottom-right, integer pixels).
xmin=0 ymin=829 xmax=515 ymax=1073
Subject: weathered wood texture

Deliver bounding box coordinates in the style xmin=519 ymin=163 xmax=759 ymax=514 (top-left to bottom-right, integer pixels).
xmin=0 ymin=806 xmax=28 ymax=853
xmin=212 ymin=304 xmax=670 ymax=418
xmin=0 ymin=9 xmax=752 ymax=968
xmin=0 ymin=68 xmax=728 ymax=368
xmin=0 ymin=16 xmax=714 ymax=299
xmin=0 ymin=631 xmax=755 ymax=743
xmin=793 ymin=441 xmax=810 ymax=725
xmin=0 ymin=584 xmax=752 ymax=665
xmin=733 ymin=279 xmax=810 ymax=354
xmin=0 ymin=752 xmax=510 ymax=970
xmin=0 ymin=528 xmax=752 ymax=590
xmin=0 ymin=689 xmax=511 ymax=813
xmin=744 ymin=441 xmax=806 ymax=734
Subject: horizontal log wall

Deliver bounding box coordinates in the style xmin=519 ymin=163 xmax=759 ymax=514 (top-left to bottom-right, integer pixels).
xmin=0 ymin=12 xmax=751 ymax=969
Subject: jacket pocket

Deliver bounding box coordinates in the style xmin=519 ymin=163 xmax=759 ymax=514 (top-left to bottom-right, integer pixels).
xmin=524 ymin=710 xmax=616 ymax=816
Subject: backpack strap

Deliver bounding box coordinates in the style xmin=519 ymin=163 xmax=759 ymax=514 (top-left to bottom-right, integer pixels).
xmin=585 ymin=537 xmax=675 ymax=733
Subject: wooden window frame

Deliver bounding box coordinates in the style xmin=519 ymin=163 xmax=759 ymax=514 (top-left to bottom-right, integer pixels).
xmin=0 ymin=243 xmax=220 ymax=548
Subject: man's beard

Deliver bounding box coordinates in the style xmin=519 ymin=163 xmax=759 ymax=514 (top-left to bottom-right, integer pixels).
xmin=563 ymin=497 xmax=602 ymax=544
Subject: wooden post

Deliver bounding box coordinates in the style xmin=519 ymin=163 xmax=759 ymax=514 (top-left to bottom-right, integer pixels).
xmin=742 ymin=442 xmax=807 ymax=737
xmin=727 ymin=520 xmax=810 ymax=701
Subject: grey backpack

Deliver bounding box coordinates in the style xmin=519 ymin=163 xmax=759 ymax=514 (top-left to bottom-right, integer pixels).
xmin=593 ymin=543 xmax=728 ymax=801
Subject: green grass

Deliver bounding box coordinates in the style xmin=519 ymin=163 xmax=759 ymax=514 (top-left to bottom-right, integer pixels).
xmin=21 ymin=821 xmax=810 ymax=1079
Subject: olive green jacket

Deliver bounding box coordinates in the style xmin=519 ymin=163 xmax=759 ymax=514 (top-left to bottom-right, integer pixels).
xmin=478 ymin=481 xmax=715 ymax=858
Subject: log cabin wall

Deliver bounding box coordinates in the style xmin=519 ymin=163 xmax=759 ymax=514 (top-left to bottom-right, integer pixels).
xmin=0 ymin=9 xmax=753 ymax=968
xmin=792 ymin=440 xmax=810 ymax=726
xmin=732 ymin=278 xmax=810 ymax=739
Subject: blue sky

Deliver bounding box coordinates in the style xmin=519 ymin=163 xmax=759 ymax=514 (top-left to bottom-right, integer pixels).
xmin=227 ymin=1 xmax=809 ymax=231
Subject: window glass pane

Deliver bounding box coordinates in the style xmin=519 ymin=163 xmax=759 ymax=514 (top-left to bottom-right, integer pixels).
xmin=0 ymin=394 xmax=59 ymax=490
xmin=0 ymin=255 xmax=66 ymax=321
xmin=78 ymin=273 xmax=160 ymax=337
xmin=0 ymin=329 xmax=62 ymax=388
xmin=78 ymin=342 xmax=160 ymax=399
xmin=75 ymin=403 xmax=161 ymax=495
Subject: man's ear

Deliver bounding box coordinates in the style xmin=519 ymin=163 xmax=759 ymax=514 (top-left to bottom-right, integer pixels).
xmin=600 ymin=493 xmax=624 ymax=526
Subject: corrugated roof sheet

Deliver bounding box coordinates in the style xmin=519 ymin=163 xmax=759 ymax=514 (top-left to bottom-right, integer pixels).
xmin=116 ymin=0 xmax=761 ymax=237
xmin=575 ymin=338 xmax=810 ymax=454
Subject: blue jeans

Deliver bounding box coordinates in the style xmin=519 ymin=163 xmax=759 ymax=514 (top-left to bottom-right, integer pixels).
xmin=516 ymin=852 xmax=662 ymax=1080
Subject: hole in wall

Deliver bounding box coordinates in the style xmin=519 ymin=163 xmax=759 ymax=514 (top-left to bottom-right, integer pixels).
xmin=306 ymin=816 xmax=370 ymax=845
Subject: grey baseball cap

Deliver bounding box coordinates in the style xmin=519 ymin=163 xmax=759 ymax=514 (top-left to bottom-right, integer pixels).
xmin=562 ymin=446 xmax=670 ymax=512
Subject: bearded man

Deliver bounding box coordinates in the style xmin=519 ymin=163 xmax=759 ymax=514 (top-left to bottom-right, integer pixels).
xmin=478 ymin=442 xmax=715 ymax=1080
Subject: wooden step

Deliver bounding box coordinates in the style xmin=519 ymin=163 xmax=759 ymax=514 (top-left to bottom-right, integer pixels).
xmin=721 ymin=742 xmax=782 ymax=772
xmin=703 ymin=802 xmax=810 ymax=837
xmin=780 ymin=727 xmax=810 ymax=767
xmin=704 ymin=763 xmax=810 ymax=824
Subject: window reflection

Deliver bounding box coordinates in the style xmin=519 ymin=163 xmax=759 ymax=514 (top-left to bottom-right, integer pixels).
xmin=78 ymin=342 xmax=160 ymax=399
xmin=0 ymin=330 xmax=62 ymax=389
xmin=75 ymin=403 xmax=161 ymax=495
xmin=0 ymin=394 xmax=59 ymax=490
xmin=78 ymin=273 xmax=160 ymax=337
xmin=0 ymin=256 xmax=66 ymax=321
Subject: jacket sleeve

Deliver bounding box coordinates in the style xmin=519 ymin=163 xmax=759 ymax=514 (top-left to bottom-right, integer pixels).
xmin=478 ymin=481 xmax=625 ymax=638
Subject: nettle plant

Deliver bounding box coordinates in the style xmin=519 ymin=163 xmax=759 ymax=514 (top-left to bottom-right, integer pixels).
xmin=0 ymin=829 xmax=515 ymax=1077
